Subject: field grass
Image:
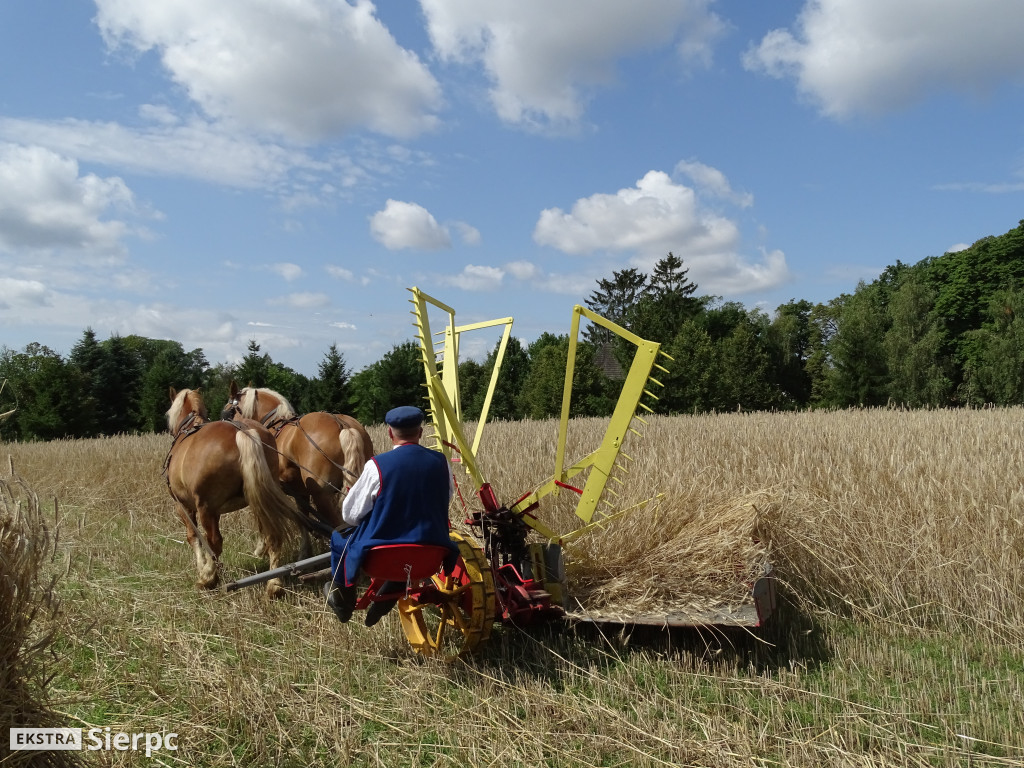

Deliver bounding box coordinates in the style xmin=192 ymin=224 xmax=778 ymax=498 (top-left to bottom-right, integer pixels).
xmin=2 ymin=408 xmax=1023 ymax=767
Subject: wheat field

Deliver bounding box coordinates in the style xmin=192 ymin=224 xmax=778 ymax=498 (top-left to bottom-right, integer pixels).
xmin=2 ymin=408 xmax=1023 ymax=766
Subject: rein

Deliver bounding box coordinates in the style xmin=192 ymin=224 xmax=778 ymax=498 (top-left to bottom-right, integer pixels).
xmin=162 ymin=411 xmax=205 ymax=481
xmin=294 ymin=414 xmax=362 ymax=483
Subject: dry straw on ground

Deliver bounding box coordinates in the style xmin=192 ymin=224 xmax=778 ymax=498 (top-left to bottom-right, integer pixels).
xmin=0 ymin=461 xmax=78 ymax=768
xmin=1 ymin=408 xmax=1022 ymax=766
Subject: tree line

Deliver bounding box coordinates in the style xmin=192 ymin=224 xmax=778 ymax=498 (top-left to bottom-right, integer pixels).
xmin=4 ymin=219 xmax=1024 ymax=441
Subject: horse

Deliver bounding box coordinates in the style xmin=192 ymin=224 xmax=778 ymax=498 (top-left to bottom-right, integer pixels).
xmin=164 ymin=387 xmax=301 ymax=597
xmin=220 ymin=382 xmax=374 ymax=539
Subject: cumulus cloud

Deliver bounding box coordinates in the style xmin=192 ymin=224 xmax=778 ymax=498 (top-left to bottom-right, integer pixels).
xmin=675 ymin=159 xmax=753 ymax=207
xmin=370 ymin=199 xmax=452 ymax=250
xmin=443 ymin=264 xmax=505 ymax=291
xmin=0 ymin=278 xmax=51 ymax=309
xmin=93 ymin=0 xmax=442 ymax=141
xmin=421 ymin=0 xmax=724 ymax=128
xmin=690 ymin=247 xmax=789 ymax=295
xmin=0 ymin=143 xmax=139 ymax=254
xmin=504 ymin=260 xmax=539 ymax=280
xmin=533 ymin=168 xmax=790 ymax=295
xmin=453 ymin=221 xmax=482 ymax=245
xmin=535 ymin=170 xmax=736 ymax=256
xmin=743 ymin=0 xmax=1024 ymax=118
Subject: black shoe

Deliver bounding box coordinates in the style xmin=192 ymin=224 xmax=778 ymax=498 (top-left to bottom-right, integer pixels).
xmin=365 ymin=599 xmax=398 ymax=627
xmin=324 ymin=582 xmax=355 ymax=623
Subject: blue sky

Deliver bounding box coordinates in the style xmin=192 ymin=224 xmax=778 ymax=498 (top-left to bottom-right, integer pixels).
xmin=1 ymin=0 xmax=1023 ymax=376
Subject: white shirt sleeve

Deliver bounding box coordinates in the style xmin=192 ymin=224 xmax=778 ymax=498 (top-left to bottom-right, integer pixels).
xmin=341 ymin=459 xmax=380 ymax=527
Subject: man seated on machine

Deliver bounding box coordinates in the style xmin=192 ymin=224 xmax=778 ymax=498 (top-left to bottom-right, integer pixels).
xmin=325 ymin=405 xmax=459 ymax=627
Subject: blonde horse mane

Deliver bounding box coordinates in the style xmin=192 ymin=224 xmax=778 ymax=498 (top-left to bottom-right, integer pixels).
xmin=238 ymin=387 xmax=297 ymax=421
xmin=166 ymin=388 xmax=208 ymax=432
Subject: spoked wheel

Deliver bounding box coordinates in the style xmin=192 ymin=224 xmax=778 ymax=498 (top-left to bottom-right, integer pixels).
xmin=397 ymin=531 xmax=495 ymax=659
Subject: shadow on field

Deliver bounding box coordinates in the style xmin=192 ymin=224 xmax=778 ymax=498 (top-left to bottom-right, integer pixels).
xmin=459 ymin=594 xmax=830 ymax=682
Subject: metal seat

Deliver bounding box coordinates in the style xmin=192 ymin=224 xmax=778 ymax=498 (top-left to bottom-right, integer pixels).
xmin=360 ymin=543 xmax=451 ymax=582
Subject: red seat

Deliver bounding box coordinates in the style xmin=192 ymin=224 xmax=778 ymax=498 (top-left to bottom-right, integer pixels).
xmin=361 ymin=544 xmax=451 ymax=582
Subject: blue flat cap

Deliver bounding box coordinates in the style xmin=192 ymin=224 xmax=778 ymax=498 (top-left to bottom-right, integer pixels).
xmin=385 ymin=405 xmax=425 ymax=430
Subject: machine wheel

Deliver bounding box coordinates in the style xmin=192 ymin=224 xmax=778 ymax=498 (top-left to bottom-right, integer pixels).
xmin=397 ymin=531 xmax=495 ymax=659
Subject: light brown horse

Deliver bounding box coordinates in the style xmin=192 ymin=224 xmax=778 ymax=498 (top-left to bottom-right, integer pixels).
xmin=221 ymin=382 xmax=374 ymax=536
xmin=165 ymin=387 xmax=300 ymax=597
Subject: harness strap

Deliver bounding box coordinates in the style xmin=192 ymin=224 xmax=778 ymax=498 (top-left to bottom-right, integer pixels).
xmin=294 ymin=415 xmax=361 ymax=483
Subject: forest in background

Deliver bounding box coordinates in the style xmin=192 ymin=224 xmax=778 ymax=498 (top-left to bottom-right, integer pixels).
xmin=3 ymin=218 xmax=1024 ymax=441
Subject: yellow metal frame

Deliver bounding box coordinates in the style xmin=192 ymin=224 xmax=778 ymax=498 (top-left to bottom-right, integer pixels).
xmin=408 ymin=287 xmax=672 ymax=545
xmin=409 ymin=288 xmax=512 ymax=487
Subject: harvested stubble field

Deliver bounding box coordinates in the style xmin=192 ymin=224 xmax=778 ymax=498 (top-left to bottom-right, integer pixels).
xmin=2 ymin=407 xmax=1023 ymax=767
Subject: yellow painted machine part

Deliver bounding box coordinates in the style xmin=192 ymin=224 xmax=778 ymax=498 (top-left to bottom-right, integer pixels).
xmin=397 ymin=532 xmax=496 ymax=659
xmin=409 ymin=287 xmax=512 ymax=467
xmin=409 ymin=286 xmax=672 ymax=546
xmin=510 ymin=305 xmax=672 ymax=537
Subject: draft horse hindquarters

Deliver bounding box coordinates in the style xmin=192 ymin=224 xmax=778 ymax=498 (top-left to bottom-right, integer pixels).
xmin=223 ymin=383 xmax=375 ymax=533
xmin=275 ymin=411 xmax=372 ymax=529
xmin=166 ymin=390 xmax=298 ymax=597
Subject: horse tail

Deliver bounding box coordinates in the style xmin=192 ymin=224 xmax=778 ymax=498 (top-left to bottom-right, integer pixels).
xmin=338 ymin=422 xmax=370 ymax=488
xmin=235 ymin=428 xmax=298 ymax=550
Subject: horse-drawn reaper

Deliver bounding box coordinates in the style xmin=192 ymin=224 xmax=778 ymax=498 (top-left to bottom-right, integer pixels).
xmin=221 ymin=288 xmax=776 ymax=659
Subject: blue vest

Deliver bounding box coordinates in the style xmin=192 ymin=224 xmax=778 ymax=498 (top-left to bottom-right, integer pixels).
xmin=332 ymin=444 xmax=458 ymax=585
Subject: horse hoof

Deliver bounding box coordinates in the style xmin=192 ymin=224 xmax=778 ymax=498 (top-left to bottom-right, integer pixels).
xmin=266 ymin=582 xmax=285 ymax=599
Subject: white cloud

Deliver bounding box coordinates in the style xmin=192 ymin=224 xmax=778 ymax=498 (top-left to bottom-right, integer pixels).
xmin=330 ymin=321 xmax=357 ymax=330
xmin=270 ymin=292 xmax=331 ymax=309
xmin=443 ymin=264 xmax=505 ymax=291
xmin=0 ymin=116 xmax=325 ymax=191
xmin=494 ymin=260 xmax=592 ymax=295
xmin=534 ymin=170 xmax=734 ymax=256
xmin=453 ymin=221 xmax=481 ymax=245
xmin=743 ymin=0 xmax=1024 ymax=118
xmin=370 ymin=199 xmax=452 ymax=250
xmin=946 ymin=243 xmax=971 ymax=253
xmin=326 ymin=265 xmax=355 ymax=281
xmin=271 ymin=262 xmax=304 ymax=281
xmin=684 ymin=247 xmax=790 ymax=296
xmin=675 ymin=159 xmax=753 ymax=207
xmin=0 ymin=108 xmax=436 ymax=212
xmin=137 ymin=104 xmax=178 ymax=126
xmin=0 ymin=278 xmax=51 ymax=310
xmin=533 ymin=168 xmax=790 ymax=295
xmin=0 ymin=143 xmax=139 ymax=254
xmin=421 ymin=0 xmax=724 ymax=128
xmin=504 ymin=260 xmax=539 ymax=280
xmin=93 ymin=0 xmax=442 ymax=141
